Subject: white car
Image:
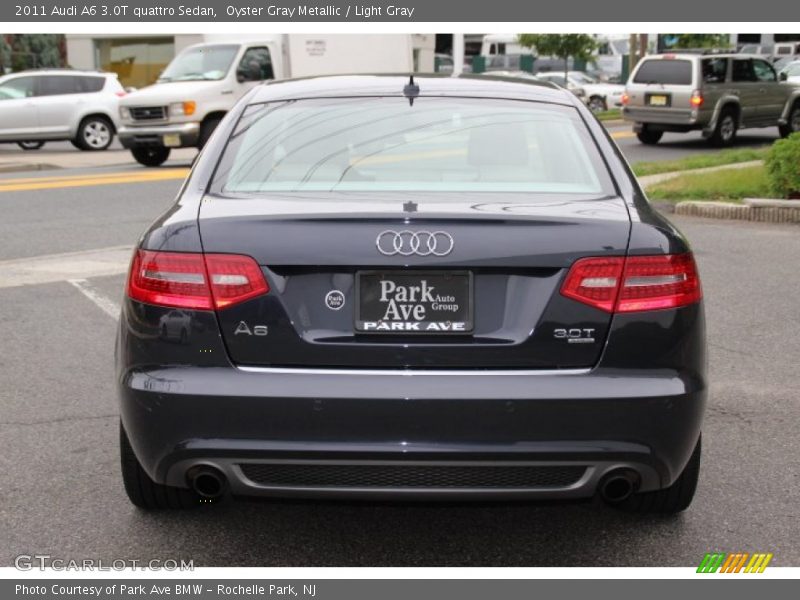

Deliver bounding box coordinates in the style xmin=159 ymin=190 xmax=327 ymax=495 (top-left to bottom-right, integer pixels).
xmin=0 ymin=69 xmax=124 ymax=151
xmin=536 ymin=71 xmax=625 ymax=113
xmin=779 ymin=60 xmax=800 ymax=84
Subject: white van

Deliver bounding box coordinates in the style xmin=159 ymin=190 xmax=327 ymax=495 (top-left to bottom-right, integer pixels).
xmin=118 ymin=35 xmax=415 ymax=166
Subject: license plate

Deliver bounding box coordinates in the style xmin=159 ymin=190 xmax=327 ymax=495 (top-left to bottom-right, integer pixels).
xmin=162 ymin=134 xmax=181 ymax=147
xmin=356 ymin=271 xmax=473 ymax=334
xmin=648 ymin=94 xmax=669 ymax=107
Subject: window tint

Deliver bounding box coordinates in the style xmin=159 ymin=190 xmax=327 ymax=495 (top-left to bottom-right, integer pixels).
xmin=702 ymin=58 xmax=728 ymax=83
xmin=212 ymin=98 xmax=614 ymax=195
xmin=237 ymin=47 xmax=274 ymax=82
xmin=752 ymin=60 xmax=776 ymax=82
xmin=0 ymin=76 xmax=35 ymax=100
xmin=633 ymin=60 xmax=693 ymax=85
xmin=75 ymin=76 xmax=105 ymax=92
xmin=732 ymin=59 xmax=756 ymax=82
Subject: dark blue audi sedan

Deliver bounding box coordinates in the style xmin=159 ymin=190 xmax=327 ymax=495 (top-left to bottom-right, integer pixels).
xmin=117 ymin=74 xmax=705 ymax=513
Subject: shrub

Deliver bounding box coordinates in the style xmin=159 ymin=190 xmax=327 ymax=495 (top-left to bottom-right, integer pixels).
xmin=765 ymin=133 xmax=800 ymax=199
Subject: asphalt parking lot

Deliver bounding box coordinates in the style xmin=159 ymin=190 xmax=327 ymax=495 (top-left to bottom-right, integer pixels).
xmin=1 ymin=164 xmax=799 ymax=567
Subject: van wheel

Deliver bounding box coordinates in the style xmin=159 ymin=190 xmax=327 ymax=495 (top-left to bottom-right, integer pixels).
xmin=636 ymin=128 xmax=663 ymax=145
xmin=120 ymin=422 xmax=199 ymax=510
xmin=615 ymin=435 xmax=701 ymax=514
xmin=75 ymin=116 xmax=114 ymax=151
xmin=778 ymin=103 xmax=800 ymax=138
xmin=709 ymin=109 xmax=738 ymax=147
xmin=131 ymin=147 xmax=170 ymax=167
xmin=17 ymin=141 xmax=45 ymax=150
xmin=198 ymin=117 xmax=222 ymax=149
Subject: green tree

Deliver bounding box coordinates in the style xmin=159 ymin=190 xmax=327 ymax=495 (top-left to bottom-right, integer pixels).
xmin=518 ymin=34 xmax=597 ymax=80
xmin=665 ymin=34 xmax=732 ymax=50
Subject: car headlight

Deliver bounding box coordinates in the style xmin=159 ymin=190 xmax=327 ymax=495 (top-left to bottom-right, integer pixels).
xmin=119 ymin=106 xmax=131 ymax=120
xmin=169 ymin=101 xmax=196 ymax=117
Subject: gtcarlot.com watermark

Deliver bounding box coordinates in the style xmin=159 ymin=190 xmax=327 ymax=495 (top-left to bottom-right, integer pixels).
xmin=14 ymin=554 xmax=194 ymax=571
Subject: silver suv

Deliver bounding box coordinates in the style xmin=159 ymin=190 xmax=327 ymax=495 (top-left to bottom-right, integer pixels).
xmin=0 ymin=69 xmax=124 ymax=151
xmin=623 ymin=53 xmax=800 ymax=145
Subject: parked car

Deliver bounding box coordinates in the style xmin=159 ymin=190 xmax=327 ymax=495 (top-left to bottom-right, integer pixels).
xmin=118 ymin=74 xmax=706 ymax=514
xmin=779 ymin=60 xmax=800 ymax=84
xmin=0 ymin=69 xmax=124 ymax=151
xmin=623 ymin=53 xmax=800 ymax=145
xmin=536 ymin=71 xmax=625 ymax=112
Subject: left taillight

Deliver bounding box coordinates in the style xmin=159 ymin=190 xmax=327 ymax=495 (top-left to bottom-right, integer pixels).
xmin=560 ymin=253 xmax=702 ymax=313
xmin=126 ymin=250 xmax=269 ymax=310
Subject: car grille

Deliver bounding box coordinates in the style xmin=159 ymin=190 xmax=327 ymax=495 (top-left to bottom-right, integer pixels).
xmin=129 ymin=106 xmax=167 ymax=121
xmin=238 ymin=463 xmax=587 ymax=489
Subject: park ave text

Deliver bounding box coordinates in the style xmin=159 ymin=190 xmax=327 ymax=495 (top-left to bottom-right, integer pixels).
xmin=28 ymin=4 xmax=416 ymax=19
xmin=16 ymin=584 xmax=316 ymax=597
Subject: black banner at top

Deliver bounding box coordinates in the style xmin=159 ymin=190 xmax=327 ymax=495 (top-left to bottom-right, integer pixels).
xmin=3 ymin=0 xmax=798 ymax=22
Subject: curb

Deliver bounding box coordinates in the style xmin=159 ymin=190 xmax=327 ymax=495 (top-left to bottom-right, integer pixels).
xmin=674 ymin=200 xmax=800 ymax=224
xmin=0 ymin=162 xmax=61 ymax=174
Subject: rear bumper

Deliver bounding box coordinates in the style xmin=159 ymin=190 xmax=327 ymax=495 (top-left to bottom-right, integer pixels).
xmin=623 ymin=107 xmax=706 ymax=132
xmin=119 ymin=364 xmax=705 ymax=500
xmin=118 ymin=122 xmax=200 ymax=149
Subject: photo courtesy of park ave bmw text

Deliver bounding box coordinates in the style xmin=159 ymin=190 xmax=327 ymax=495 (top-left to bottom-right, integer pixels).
xmin=0 ymin=0 xmax=799 ymax=594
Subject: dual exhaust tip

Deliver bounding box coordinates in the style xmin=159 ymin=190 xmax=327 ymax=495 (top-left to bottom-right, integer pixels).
xmin=186 ymin=466 xmax=227 ymax=500
xmin=598 ymin=468 xmax=641 ymax=504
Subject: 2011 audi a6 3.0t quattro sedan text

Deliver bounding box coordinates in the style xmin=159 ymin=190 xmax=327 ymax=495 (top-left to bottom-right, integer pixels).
xmin=117 ymin=74 xmax=706 ymax=513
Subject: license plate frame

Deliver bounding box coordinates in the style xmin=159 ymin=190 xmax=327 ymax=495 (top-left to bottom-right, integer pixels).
xmin=647 ymin=94 xmax=671 ymax=107
xmin=355 ymin=270 xmax=474 ymax=335
xmin=162 ymin=133 xmax=181 ymax=147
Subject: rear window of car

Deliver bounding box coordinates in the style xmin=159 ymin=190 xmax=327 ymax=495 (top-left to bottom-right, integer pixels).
xmin=211 ymin=97 xmax=614 ymax=195
xmin=633 ymin=59 xmax=693 ymax=85
xmin=39 ymin=75 xmax=105 ymax=96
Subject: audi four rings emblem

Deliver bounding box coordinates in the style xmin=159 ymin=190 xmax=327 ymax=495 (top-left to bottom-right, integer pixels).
xmin=376 ymin=230 xmax=454 ymax=257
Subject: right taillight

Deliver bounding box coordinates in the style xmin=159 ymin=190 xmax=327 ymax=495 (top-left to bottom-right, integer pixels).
xmin=126 ymin=249 xmax=269 ymax=310
xmin=690 ymin=90 xmax=704 ymax=108
xmin=561 ymin=253 xmax=702 ymax=313
xmin=621 ymin=92 xmax=630 ymax=106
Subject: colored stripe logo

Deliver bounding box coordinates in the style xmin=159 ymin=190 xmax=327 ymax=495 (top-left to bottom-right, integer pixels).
xmin=697 ymin=552 xmax=773 ymax=573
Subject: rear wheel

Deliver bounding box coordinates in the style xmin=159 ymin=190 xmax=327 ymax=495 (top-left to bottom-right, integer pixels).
xmin=75 ymin=116 xmax=114 ymax=151
xmin=615 ymin=435 xmax=701 ymax=514
xmin=17 ymin=141 xmax=44 ymax=150
xmin=778 ymin=103 xmax=800 ymax=138
xmin=131 ymin=146 xmax=170 ymax=167
xmin=588 ymin=96 xmax=607 ymax=113
xmin=636 ymin=127 xmax=663 ymax=145
xmin=709 ymin=109 xmax=738 ymax=147
xmin=120 ymin=422 xmax=199 ymax=510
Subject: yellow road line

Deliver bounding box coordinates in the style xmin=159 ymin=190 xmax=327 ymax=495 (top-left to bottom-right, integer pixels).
xmin=610 ymin=130 xmax=636 ymax=140
xmin=0 ymin=169 xmax=189 ymax=193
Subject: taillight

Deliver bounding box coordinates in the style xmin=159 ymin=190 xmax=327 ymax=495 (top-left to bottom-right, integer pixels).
xmin=126 ymin=250 xmax=269 ymax=310
xmin=560 ymin=254 xmax=701 ymax=313
xmin=690 ymin=90 xmax=704 ymax=108
xmin=621 ymin=92 xmax=630 ymax=106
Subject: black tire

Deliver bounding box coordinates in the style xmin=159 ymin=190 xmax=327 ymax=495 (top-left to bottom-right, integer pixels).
xmin=131 ymin=146 xmax=171 ymax=167
xmin=70 ymin=140 xmax=82 ymax=150
xmin=17 ymin=141 xmax=44 ymax=150
xmin=588 ymin=96 xmax=607 ymax=114
xmin=198 ymin=117 xmax=222 ymax=149
xmin=709 ymin=109 xmax=738 ymax=147
xmin=778 ymin=103 xmax=800 ymax=138
xmin=636 ymin=128 xmax=663 ymax=145
xmin=120 ymin=421 xmax=199 ymax=510
xmin=616 ymin=435 xmax=701 ymax=514
xmin=75 ymin=115 xmax=114 ymax=151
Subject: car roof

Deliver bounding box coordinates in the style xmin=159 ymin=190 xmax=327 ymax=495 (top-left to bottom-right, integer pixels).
xmin=248 ymin=74 xmax=573 ymax=105
xmin=642 ymin=53 xmax=765 ymax=61
xmin=5 ymin=69 xmax=112 ymax=77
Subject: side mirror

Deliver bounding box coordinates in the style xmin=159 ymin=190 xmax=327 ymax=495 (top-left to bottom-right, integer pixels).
xmin=779 ymin=71 xmax=788 ymax=81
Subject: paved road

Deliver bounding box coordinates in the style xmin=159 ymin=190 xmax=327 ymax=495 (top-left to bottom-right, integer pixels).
xmin=1 ymin=123 xmax=783 ymax=172
xmin=1 ymin=171 xmax=798 ymax=567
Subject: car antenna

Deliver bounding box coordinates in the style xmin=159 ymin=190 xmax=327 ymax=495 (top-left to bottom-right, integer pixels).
xmin=403 ymin=74 xmax=420 ymax=106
